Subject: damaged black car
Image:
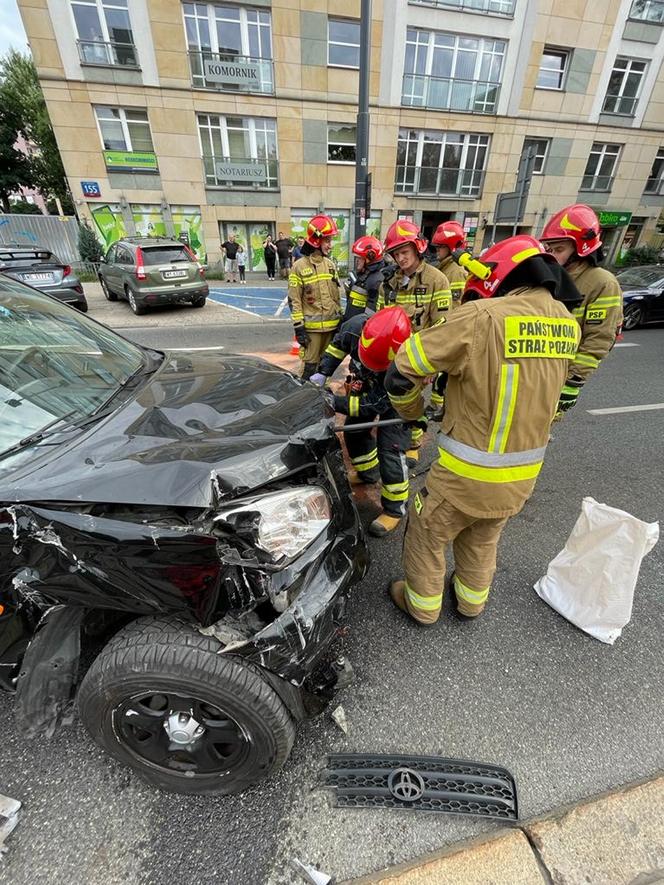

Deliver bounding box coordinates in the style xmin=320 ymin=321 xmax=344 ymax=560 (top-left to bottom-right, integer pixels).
xmin=0 ymin=277 xmax=367 ymax=795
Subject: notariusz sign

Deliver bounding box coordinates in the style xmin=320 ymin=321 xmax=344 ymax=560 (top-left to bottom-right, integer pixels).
xmin=214 ymin=160 xmax=268 ymax=182
xmin=203 ymin=58 xmax=262 ymax=86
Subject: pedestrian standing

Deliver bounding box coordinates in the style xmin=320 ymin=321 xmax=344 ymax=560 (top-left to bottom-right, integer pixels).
xmin=221 ymin=234 xmax=240 ymax=283
xmin=263 ymin=235 xmax=277 ymax=280
xmin=292 ymin=237 xmax=305 ymax=261
xmin=311 ymin=308 xmax=412 ymax=537
xmin=237 ymin=244 xmax=246 ymax=284
xmin=540 ymin=204 xmax=623 ymax=418
xmin=288 ymin=214 xmax=342 ymax=380
xmin=385 ymin=236 xmax=582 ymax=624
xmin=275 ymin=231 xmax=293 ymax=279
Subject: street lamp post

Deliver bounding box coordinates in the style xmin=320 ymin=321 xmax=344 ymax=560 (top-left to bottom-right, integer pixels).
xmin=353 ymin=0 xmax=372 ymax=241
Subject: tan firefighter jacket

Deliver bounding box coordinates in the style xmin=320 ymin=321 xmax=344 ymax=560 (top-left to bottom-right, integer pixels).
xmin=387 ymin=287 xmax=580 ymax=518
xmin=439 ymin=255 xmax=468 ymax=308
xmin=566 ymin=261 xmax=623 ymax=382
xmin=288 ymin=252 xmax=341 ymax=333
xmin=377 ymin=261 xmax=452 ymax=330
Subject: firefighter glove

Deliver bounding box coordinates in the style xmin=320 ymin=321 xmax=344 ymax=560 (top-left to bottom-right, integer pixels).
xmin=294 ymin=326 xmax=310 ymax=347
xmin=557 ymin=377 xmax=584 ymax=414
xmin=309 ymin=373 xmax=327 ymax=386
xmin=407 ymin=415 xmax=429 ymax=432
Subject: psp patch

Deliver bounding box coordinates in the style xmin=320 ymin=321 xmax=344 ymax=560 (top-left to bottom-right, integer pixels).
xmin=586 ymin=307 xmax=607 ymax=324
xmin=504 ymin=316 xmax=579 ymax=359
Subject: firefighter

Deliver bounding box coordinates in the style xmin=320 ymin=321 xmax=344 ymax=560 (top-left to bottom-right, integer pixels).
xmin=311 ymin=308 xmax=412 ymax=537
xmin=429 ymin=221 xmax=470 ymax=417
xmin=288 ymin=214 xmax=342 ymax=380
xmin=384 ymin=236 xmax=582 ymax=624
xmin=343 ymin=235 xmax=387 ymax=321
xmin=540 ymin=204 xmax=623 ymax=417
xmin=377 ymin=220 xmax=452 ymax=463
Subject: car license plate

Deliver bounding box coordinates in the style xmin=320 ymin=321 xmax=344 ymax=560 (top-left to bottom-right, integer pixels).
xmin=23 ymin=272 xmax=53 ymax=282
xmin=163 ymin=270 xmax=187 ymax=279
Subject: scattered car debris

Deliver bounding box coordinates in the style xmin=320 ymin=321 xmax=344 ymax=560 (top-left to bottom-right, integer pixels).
xmin=0 ymin=794 xmax=21 ymax=859
xmin=331 ymin=704 xmax=348 ymax=734
xmin=289 ymin=857 xmax=334 ymax=885
xmin=321 ymin=753 xmax=518 ymax=820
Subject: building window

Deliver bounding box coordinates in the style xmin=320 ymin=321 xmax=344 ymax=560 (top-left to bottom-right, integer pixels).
xmin=327 ymin=125 xmax=356 ymax=163
xmin=395 ymin=128 xmax=489 ymax=197
xmin=197 ymin=114 xmax=278 ymax=188
xmin=409 ymin=0 xmax=515 ymax=15
xmin=402 ymin=29 xmax=505 ymax=113
xmin=603 ymin=57 xmax=647 ymax=116
xmin=71 ymin=0 xmax=137 ymax=66
xmin=629 ymin=0 xmax=664 ymax=23
xmin=184 ymin=3 xmax=273 ymax=93
xmin=94 ymin=106 xmax=157 ymax=171
xmin=328 ymin=19 xmax=361 ymax=68
xmin=536 ymin=48 xmax=569 ymax=90
xmin=521 ymin=138 xmax=549 ymax=175
xmin=644 ymin=148 xmax=664 ymax=194
xmin=580 ymin=143 xmax=621 ymax=192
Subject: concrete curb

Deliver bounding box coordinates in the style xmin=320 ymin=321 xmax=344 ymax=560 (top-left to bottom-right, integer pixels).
xmin=347 ymin=773 xmax=664 ymax=884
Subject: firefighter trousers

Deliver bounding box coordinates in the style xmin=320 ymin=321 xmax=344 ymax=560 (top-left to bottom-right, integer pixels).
xmin=402 ymin=484 xmax=510 ymax=623
xmin=344 ymin=414 xmax=410 ymax=517
xmin=300 ymin=330 xmax=335 ymax=379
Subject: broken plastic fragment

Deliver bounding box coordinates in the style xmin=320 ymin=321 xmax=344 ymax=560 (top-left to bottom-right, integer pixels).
xmin=0 ymin=794 xmax=21 ymax=859
xmin=289 ymin=857 xmax=334 ymax=885
xmin=331 ymin=704 xmax=348 ymax=735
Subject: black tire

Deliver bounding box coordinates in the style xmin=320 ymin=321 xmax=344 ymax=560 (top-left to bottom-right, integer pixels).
xmin=191 ymin=296 xmax=206 ymax=308
xmin=622 ymin=303 xmax=642 ymax=331
xmin=76 ymin=302 xmax=89 ymax=313
xmin=126 ymin=287 xmax=146 ymax=316
xmin=100 ymin=276 xmax=117 ymax=302
xmin=77 ymin=614 xmax=295 ymax=795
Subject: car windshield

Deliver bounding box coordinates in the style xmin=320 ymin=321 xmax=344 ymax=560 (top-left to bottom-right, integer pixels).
xmin=142 ymin=246 xmax=190 ymax=265
xmin=0 ymin=277 xmax=145 ymax=456
xmin=616 ymin=267 xmax=664 ymax=287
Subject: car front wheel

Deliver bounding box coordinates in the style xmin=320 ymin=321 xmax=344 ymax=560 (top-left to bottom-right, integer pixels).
xmin=100 ymin=276 xmax=117 ymax=302
xmin=126 ymin=288 xmax=146 ymax=316
xmin=622 ymin=303 xmax=643 ymax=331
xmin=77 ymin=615 xmax=295 ymax=795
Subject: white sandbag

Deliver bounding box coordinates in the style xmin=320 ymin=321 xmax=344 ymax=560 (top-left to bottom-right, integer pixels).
xmin=534 ymin=497 xmax=659 ymax=644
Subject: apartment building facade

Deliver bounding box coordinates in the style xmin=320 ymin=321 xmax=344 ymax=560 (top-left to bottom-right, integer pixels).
xmin=18 ymin=0 xmax=664 ymax=270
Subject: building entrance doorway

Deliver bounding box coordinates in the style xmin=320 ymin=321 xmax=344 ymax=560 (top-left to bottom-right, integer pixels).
xmin=220 ymin=221 xmax=274 ymax=274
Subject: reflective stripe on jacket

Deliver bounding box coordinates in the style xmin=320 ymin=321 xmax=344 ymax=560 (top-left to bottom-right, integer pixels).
xmin=566 ymin=262 xmax=623 ymax=383
xmin=377 ymin=261 xmax=452 ymax=330
xmin=439 ymin=256 xmax=469 ymax=308
xmin=288 ymin=252 xmax=341 ymax=331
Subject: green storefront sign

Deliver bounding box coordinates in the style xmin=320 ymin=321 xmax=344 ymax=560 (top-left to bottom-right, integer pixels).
xmin=597 ymin=210 xmax=632 ymax=227
xmin=104 ymin=150 xmax=158 ymax=172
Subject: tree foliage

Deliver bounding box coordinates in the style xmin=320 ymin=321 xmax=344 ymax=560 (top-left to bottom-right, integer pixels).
xmin=621 ymin=244 xmax=661 ymax=267
xmin=0 ymin=50 xmax=71 ymax=213
xmin=10 ymin=199 xmax=42 ymax=214
xmin=78 ymin=223 xmax=103 ymax=263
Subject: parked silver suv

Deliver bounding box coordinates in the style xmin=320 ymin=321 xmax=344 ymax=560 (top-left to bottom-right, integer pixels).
xmin=98 ymin=237 xmax=209 ymax=315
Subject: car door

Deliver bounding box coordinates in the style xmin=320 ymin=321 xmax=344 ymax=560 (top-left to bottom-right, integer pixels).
xmin=647 ymin=280 xmax=664 ymax=321
xmin=103 ymin=245 xmax=120 ymax=294
xmin=116 ymin=246 xmax=134 ymax=297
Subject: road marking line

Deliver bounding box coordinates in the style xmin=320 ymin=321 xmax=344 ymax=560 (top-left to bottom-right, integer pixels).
xmin=168 ymin=346 xmax=225 ymax=351
xmin=207 ymin=296 xmax=261 ymax=317
xmin=614 ymin=342 xmax=640 ymax=348
xmin=587 ymin=403 xmax=664 ymax=415
xmin=209 ymin=290 xmax=284 ymax=303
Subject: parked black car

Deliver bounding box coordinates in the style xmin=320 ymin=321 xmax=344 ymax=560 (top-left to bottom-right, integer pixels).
xmin=615 ymin=265 xmax=664 ymax=330
xmin=0 ymin=244 xmax=87 ymax=311
xmin=0 ymin=276 xmax=367 ymax=795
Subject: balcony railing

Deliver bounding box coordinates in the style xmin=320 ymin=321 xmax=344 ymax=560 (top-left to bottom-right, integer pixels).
xmin=189 ymin=51 xmax=274 ymax=94
xmin=402 ymin=75 xmax=501 ymax=114
xmin=409 ymin=0 xmax=515 ymax=15
xmin=395 ymin=165 xmax=485 ymax=198
xmin=602 ymin=94 xmax=639 ymax=116
xmin=203 ymin=156 xmax=279 ymax=189
xmin=77 ymin=39 xmax=139 ymax=68
xmin=579 ymin=175 xmax=615 ymax=193
xmin=644 ymin=176 xmax=664 ymax=195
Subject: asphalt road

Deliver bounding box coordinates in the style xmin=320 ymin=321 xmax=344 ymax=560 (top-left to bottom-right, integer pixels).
xmin=2 ymin=326 xmax=663 ymax=885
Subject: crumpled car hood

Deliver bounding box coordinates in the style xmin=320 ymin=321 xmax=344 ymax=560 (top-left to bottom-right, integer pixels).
xmin=3 ymin=351 xmax=333 ymax=508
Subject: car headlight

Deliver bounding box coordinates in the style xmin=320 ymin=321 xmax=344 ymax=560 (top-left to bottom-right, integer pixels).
xmin=217 ymin=487 xmax=332 ymax=561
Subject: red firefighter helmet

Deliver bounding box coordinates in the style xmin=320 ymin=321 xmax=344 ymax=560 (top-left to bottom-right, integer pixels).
xmin=358 ymin=307 xmax=411 ymax=372
xmin=352 ymin=235 xmax=384 ymax=263
xmin=463 ymin=235 xmax=557 ymax=300
xmin=383 ymin=220 xmax=428 ymax=256
xmin=540 ymin=204 xmax=602 ymax=257
xmin=432 ymin=221 xmax=467 ymax=252
xmin=305 ymin=214 xmax=339 ymax=247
